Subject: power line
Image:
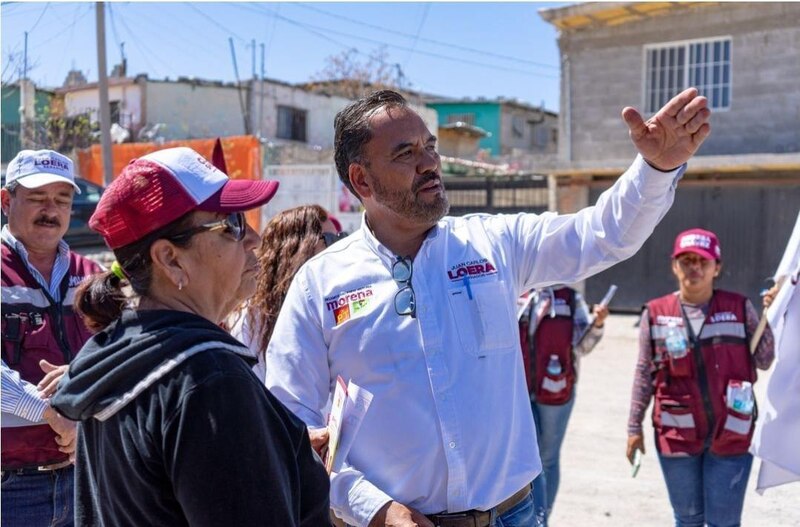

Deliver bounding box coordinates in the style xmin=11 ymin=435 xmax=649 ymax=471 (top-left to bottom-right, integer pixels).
xmin=185 ymin=3 xmax=249 ymax=45
xmin=107 ymin=3 xmax=123 ymax=58
xmin=30 ymin=3 xmax=92 ymax=51
xmin=113 ymin=4 xmax=171 ymax=77
xmin=121 ymin=3 xmax=227 ymax=64
xmin=54 ymin=4 xmax=86 ymax=86
xmin=403 ymin=3 xmax=430 ymax=67
xmin=239 ymin=4 xmax=558 ymax=80
xmin=230 ymin=3 xmax=354 ymax=52
xmin=295 ymin=2 xmax=559 ymax=71
xmin=27 ymin=2 xmax=50 ymax=33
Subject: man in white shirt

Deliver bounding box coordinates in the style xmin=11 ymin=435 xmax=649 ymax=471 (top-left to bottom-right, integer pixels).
xmin=267 ymin=88 xmax=710 ymax=527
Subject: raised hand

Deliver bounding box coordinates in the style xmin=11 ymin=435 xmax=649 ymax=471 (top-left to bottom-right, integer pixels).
xmin=622 ymin=87 xmax=711 ymax=171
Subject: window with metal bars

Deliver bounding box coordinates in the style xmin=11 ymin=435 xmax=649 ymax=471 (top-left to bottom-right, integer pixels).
xmin=644 ymin=37 xmax=731 ymax=113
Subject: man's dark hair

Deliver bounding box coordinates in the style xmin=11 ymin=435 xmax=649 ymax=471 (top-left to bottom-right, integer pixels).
xmin=4 ymin=181 xmax=19 ymax=195
xmin=334 ymin=89 xmax=408 ymax=198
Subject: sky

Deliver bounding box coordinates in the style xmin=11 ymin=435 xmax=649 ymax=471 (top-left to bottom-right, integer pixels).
xmin=1 ymin=1 xmax=569 ymax=111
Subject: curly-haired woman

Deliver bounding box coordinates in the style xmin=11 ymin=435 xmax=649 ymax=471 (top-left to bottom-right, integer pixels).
xmin=232 ymin=204 xmax=345 ymax=380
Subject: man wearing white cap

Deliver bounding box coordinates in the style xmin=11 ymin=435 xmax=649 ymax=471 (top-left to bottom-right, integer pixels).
xmin=1 ymin=149 xmax=101 ymax=527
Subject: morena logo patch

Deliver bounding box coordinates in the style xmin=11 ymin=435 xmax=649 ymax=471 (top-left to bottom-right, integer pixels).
xmin=325 ymin=286 xmax=374 ymax=325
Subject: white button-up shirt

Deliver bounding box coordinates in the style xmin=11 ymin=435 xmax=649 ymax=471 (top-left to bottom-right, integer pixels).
xmin=266 ymin=155 xmax=684 ymax=526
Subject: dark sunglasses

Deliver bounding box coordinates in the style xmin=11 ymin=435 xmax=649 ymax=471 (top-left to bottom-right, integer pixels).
xmin=320 ymin=231 xmax=348 ymax=248
xmin=166 ymin=212 xmax=246 ymax=243
xmin=392 ymin=256 xmax=416 ymax=318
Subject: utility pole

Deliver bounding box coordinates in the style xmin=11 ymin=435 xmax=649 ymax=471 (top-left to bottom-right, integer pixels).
xmin=251 ymin=39 xmax=256 ymax=137
xmin=19 ymin=31 xmax=28 ymax=148
xmin=259 ymin=43 xmax=265 ymax=139
xmin=229 ymin=37 xmax=250 ymax=135
xmin=96 ymin=2 xmax=114 ymax=186
xmin=251 ymin=39 xmax=256 ymax=79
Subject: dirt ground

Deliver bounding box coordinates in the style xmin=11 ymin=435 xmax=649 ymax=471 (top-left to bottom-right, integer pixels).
xmin=548 ymin=313 xmax=799 ymax=526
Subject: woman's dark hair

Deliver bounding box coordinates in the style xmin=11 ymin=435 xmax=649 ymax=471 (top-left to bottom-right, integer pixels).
xmin=246 ymin=204 xmax=328 ymax=357
xmin=333 ymin=89 xmax=408 ymax=198
xmin=75 ymin=211 xmax=198 ymax=332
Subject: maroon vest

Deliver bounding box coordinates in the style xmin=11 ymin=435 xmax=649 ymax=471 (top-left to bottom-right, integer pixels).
xmin=648 ymin=290 xmax=755 ymax=457
xmin=1 ymin=242 xmax=100 ymax=468
xmin=529 ymin=288 xmax=576 ymax=405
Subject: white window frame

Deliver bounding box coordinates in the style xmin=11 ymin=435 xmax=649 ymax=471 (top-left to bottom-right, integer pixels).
xmin=642 ymin=36 xmax=732 ymax=114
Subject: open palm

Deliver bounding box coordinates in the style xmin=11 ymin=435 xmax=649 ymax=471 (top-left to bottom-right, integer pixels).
xmin=623 ymin=87 xmax=711 ymax=171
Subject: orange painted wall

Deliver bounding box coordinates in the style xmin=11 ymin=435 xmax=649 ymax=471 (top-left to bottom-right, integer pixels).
xmin=77 ymin=136 xmax=264 ymax=229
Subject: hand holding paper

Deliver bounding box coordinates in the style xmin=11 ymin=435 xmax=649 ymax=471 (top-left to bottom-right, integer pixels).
xmin=325 ymin=376 xmax=373 ymax=474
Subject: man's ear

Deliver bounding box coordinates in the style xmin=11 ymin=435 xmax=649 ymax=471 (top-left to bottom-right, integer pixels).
xmin=149 ymin=239 xmax=186 ymax=289
xmin=349 ymin=163 xmax=372 ymax=200
xmin=0 ymin=188 xmax=11 ymax=216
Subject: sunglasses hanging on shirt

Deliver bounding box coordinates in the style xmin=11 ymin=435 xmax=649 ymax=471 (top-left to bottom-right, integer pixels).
xmin=392 ymin=256 xmax=416 ymax=318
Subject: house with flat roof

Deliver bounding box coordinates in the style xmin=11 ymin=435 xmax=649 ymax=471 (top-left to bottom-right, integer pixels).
xmin=540 ymin=1 xmax=800 ymax=309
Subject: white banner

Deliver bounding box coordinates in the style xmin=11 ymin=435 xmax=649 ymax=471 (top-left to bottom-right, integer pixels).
xmin=751 ymin=210 xmax=800 ymax=493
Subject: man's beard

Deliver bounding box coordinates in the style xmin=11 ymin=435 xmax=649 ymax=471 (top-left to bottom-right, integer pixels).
xmin=370 ymin=170 xmax=450 ymax=225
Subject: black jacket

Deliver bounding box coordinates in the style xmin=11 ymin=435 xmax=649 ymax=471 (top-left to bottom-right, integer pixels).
xmin=51 ymin=309 xmax=330 ymax=527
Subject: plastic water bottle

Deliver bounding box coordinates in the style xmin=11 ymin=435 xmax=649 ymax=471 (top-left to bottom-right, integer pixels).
xmin=664 ymin=322 xmax=688 ymax=359
xmin=727 ymin=381 xmax=754 ymax=415
xmin=546 ymin=355 xmax=562 ymax=376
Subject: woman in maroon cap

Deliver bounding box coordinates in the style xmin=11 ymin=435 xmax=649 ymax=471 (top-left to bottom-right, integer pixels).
xmin=626 ymin=228 xmax=775 ymax=527
xmin=49 ymin=147 xmax=331 ymax=527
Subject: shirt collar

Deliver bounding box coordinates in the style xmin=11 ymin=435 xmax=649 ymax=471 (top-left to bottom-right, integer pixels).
xmin=359 ymin=211 xmax=442 ymax=265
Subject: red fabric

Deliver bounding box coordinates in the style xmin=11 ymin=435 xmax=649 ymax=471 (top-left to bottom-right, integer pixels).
xmin=672 ymin=228 xmax=722 ymax=261
xmin=77 ymin=135 xmax=266 ymax=232
xmin=1 ymin=244 xmax=100 ymax=468
xmin=648 ymin=290 xmax=755 ymax=456
xmin=532 ymin=288 xmax=576 ymax=405
xmin=88 ymin=148 xmax=277 ymax=249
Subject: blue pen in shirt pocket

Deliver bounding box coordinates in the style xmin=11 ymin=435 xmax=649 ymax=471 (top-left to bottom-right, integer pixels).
xmin=462 ymin=275 xmax=473 ymax=300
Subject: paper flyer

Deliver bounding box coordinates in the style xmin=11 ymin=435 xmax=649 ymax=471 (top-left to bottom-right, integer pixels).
xmin=325 ymin=375 xmax=373 ymax=474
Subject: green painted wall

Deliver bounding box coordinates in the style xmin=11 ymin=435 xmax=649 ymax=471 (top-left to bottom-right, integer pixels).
xmin=426 ymin=102 xmax=501 ymax=155
xmin=1 ymin=85 xmax=21 ymax=125
xmin=1 ymin=85 xmax=54 ymax=162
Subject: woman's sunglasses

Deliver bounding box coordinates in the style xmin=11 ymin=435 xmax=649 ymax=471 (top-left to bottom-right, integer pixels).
xmin=167 ymin=212 xmax=246 ymax=243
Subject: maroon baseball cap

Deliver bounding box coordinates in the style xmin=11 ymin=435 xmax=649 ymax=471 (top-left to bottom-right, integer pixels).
xmin=90 ymin=147 xmax=279 ymax=249
xmin=672 ymin=228 xmax=721 ymax=261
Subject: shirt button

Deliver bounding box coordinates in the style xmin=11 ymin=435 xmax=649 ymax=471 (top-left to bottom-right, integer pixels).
xmin=449 ymin=441 xmax=456 ymax=449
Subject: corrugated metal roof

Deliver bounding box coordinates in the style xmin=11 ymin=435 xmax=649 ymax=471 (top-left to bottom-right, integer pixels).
xmin=540 ymin=2 xmax=718 ymax=32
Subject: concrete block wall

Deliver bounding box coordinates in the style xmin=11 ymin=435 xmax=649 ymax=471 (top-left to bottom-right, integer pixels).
xmin=558 ymin=2 xmax=800 ymax=162
xmin=146 ymin=82 xmax=245 ymax=140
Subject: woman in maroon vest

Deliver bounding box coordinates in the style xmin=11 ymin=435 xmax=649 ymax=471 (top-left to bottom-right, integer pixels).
xmin=627 ymin=228 xmax=775 ymax=527
xmin=518 ymin=285 xmax=608 ymax=524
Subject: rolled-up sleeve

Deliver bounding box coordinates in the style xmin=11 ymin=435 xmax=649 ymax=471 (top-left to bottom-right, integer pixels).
xmin=330 ymin=464 xmax=393 ymax=527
